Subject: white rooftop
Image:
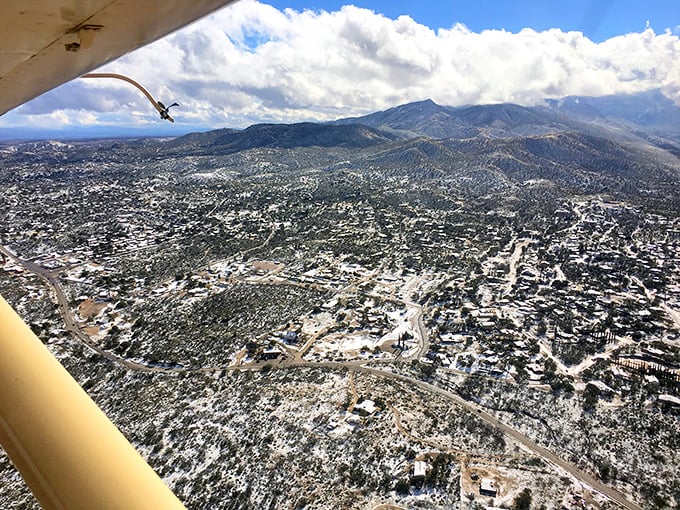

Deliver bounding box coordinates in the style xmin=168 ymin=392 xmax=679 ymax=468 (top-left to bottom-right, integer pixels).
xmin=413 ymin=460 xmax=427 ymax=478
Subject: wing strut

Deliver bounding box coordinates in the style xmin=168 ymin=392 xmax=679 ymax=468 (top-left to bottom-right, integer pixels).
xmin=81 ymin=72 xmax=178 ymax=122
xmin=0 ymin=295 xmax=186 ymax=509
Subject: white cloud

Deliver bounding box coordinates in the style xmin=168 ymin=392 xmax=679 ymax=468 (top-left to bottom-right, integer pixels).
xmin=3 ymin=0 xmax=680 ymax=132
xmin=76 ymin=111 xmax=99 ymax=125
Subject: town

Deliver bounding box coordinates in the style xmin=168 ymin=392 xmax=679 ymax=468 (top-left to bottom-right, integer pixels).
xmin=1 ymin=131 xmax=679 ymax=509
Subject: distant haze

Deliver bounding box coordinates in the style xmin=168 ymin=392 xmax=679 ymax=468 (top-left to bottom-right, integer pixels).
xmin=1 ymin=0 xmax=679 ymax=138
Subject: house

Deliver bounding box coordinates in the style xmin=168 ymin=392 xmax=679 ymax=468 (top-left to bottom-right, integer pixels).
xmin=440 ymin=333 xmax=469 ymax=345
xmin=260 ymin=348 xmax=283 ymax=361
xmin=413 ymin=460 xmax=427 ymax=481
xmin=480 ymin=478 xmax=497 ymax=497
xmin=480 ymin=320 xmax=496 ymax=330
xmin=353 ymin=399 xmax=377 ymax=416
xmin=526 ymin=362 xmax=544 ymax=382
xmin=644 ymin=375 xmax=659 ymax=388
xmin=587 ymin=380 xmax=615 ymax=398
xmin=282 ymin=331 xmax=299 ymax=344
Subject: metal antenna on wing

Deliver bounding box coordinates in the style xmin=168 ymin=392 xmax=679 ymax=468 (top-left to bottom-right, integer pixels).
xmin=80 ymin=73 xmax=178 ymax=122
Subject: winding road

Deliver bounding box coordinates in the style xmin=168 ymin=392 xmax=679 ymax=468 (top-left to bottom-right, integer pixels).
xmin=1 ymin=246 xmax=167 ymax=373
xmin=0 ymin=245 xmax=642 ymax=510
xmin=404 ymin=302 xmax=429 ymax=360
xmin=356 ymin=365 xmax=641 ymax=510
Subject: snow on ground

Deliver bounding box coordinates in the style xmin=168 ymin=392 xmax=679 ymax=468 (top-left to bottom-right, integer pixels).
xmin=301 ymin=311 xmax=333 ymax=336
xmin=306 ymin=332 xmax=380 ymax=357
xmin=327 ymin=414 xmax=358 ymax=438
xmin=381 ymin=309 xmax=415 ymax=344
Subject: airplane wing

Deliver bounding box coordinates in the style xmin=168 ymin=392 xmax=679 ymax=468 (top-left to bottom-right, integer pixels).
xmin=0 ymin=2 xmax=236 ymax=509
xmin=0 ymin=0 xmax=238 ymax=116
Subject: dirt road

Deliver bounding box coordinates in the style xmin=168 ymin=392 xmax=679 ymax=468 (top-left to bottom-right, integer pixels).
xmin=1 ymin=245 xmax=642 ymax=510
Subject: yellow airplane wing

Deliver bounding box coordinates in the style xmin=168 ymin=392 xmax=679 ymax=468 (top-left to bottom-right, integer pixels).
xmin=0 ymin=297 xmax=187 ymax=509
xmin=0 ymin=1 xmax=237 ymax=508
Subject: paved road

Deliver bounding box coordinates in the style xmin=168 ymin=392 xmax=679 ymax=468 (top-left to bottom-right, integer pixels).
xmin=410 ymin=303 xmax=429 ymax=360
xmin=351 ymin=364 xmax=642 ymax=510
xmin=282 ymin=360 xmax=640 ymax=510
xmin=1 ymin=246 xmax=642 ymax=510
xmin=1 ymin=246 xmax=165 ymax=373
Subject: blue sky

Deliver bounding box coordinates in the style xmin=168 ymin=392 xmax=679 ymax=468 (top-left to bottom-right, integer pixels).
xmin=265 ymin=0 xmax=679 ymax=41
xmin=1 ymin=0 xmax=679 ymax=139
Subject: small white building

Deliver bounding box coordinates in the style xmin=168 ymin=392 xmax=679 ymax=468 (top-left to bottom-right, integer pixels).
xmin=353 ymin=399 xmax=377 ymax=415
xmin=413 ymin=460 xmax=427 ymax=480
xmin=480 ymin=478 xmax=497 ymax=497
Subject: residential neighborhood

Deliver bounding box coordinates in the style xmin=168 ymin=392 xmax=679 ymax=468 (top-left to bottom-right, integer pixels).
xmin=1 ymin=113 xmax=679 ymax=509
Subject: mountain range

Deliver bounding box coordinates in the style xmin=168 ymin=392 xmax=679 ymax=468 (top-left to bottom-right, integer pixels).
xmin=169 ymin=88 xmax=680 ymax=150
xmin=4 ymin=90 xmax=679 ymax=202
xmin=159 ymin=90 xmax=680 ymax=201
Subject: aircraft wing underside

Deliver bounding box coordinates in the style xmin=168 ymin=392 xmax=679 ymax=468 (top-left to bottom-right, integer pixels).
xmin=0 ymin=0 xmax=238 ymax=116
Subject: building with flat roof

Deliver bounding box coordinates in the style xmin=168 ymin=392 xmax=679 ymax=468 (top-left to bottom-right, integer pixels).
xmin=480 ymin=478 xmax=497 ymax=497
xmin=413 ymin=460 xmax=427 ymax=481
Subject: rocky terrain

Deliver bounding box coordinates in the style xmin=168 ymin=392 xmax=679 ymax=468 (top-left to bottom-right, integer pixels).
xmin=0 ymin=90 xmax=679 ymax=509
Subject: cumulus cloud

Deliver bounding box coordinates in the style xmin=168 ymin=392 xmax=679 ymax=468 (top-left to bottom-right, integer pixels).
xmin=3 ymin=0 xmax=680 ymax=131
xmin=17 ymin=80 xmax=143 ymax=115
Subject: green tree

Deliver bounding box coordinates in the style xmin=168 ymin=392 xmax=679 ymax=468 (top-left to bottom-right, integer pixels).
xmin=583 ymin=383 xmax=599 ymax=411
xmin=394 ymin=478 xmax=410 ymax=495
xmin=513 ymin=488 xmax=532 ymax=510
xmin=544 ymin=358 xmax=557 ymax=380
